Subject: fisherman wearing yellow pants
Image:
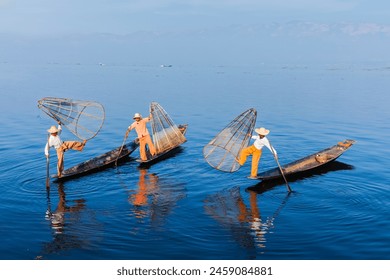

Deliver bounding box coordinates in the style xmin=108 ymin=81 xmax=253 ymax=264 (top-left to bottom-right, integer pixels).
xmin=45 ymin=123 xmax=86 ymax=177
xmin=238 ymin=127 xmax=277 ymax=179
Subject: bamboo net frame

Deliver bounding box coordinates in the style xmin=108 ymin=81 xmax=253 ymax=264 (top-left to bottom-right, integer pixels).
xmin=150 ymin=102 xmax=186 ymax=154
xmin=38 ymin=97 xmax=105 ymax=140
xmin=203 ymin=108 xmax=257 ymax=172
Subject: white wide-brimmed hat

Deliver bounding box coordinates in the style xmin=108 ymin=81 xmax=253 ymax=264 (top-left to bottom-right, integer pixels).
xmin=255 ymin=127 xmax=270 ymax=135
xmin=47 ymin=125 xmax=59 ymax=133
xmin=133 ymin=113 xmax=142 ymax=119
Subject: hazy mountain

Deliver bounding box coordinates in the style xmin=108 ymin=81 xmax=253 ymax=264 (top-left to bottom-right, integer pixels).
xmin=1 ymin=21 xmax=389 ymax=66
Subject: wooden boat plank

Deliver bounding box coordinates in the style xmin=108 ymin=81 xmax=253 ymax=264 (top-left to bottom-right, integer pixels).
xmin=256 ymin=139 xmax=355 ymax=180
xmin=52 ymin=140 xmax=139 ymax=181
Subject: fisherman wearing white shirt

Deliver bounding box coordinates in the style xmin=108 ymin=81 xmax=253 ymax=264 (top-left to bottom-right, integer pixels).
xmin=238 ymin=127 xmax=278 ymax=179
xmin=45 ymin=121 xmax=86 ymax=177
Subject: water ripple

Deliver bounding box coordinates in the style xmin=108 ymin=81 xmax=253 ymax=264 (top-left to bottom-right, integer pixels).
xmin=1 ymin=64 xmax=390 ymax=260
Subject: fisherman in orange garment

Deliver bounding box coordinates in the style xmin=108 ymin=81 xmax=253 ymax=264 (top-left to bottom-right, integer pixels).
xmin=125 ymin=113 xmax=156 ymax=161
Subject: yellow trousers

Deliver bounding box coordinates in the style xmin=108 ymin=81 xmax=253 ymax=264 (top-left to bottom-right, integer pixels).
xmin=139 ymin=134 xmax=156 ymax=161
xmin=238 ymin=145 xmax=262 ymax=177
xmin=56 ymin=141 xmax=85 ymax=177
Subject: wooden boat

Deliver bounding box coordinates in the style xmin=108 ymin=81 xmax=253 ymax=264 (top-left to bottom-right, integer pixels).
xmin=248 ymin=161 xmax=354 ymax=193
xmin=256 ymin=139 xmax=356 ymax=181
xmin=52 ymin=140 xmax=139 ymax=181
xmin=136 ymin=124 xmax=188 ymax=165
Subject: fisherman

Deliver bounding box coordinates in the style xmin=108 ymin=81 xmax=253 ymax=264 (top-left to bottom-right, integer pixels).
xmin=125 ymin=113 xmax=156 ymax=161
xmin=238 ymin=127 xmax=278 ymax=179
xmin=44 ymin=121 xmax=86 ymax=178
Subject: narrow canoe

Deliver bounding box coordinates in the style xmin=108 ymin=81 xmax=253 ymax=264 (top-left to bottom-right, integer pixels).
xmin=52 ymin=140 xmax=139 ymax=181
xmin=248 ymin=161 xmax=354 ymax=193
xmin=136 ymin=124 xmax=188 ymax=165
xmin=256 ymin=139 xmax=356 ymax=181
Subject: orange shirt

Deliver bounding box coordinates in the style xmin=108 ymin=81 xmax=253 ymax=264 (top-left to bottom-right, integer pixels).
xmin=128 ymin=117 xmax=151 ymax=137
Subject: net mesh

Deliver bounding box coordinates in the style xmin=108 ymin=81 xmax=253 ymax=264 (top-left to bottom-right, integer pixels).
xmin=150 ymin=102 xmax=186 ymax=154
xmin=38 ymin=97 xmax=105 ymax=140
xmin=203 ymin=108 xmax=257 ymax=172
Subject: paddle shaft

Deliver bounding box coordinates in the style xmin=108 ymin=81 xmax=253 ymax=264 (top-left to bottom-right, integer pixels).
xmin=46 ymin=134 xmax=50 ymax=187
xmin=274 ymin=156 xmax=292 ymax=192
xmin=46 ymin=156 xmax=49 ymax=177
xmin=268 ymin=140 xmax=292 ymax=193
xmin=115 ymin=132 xmax=129 ymax=166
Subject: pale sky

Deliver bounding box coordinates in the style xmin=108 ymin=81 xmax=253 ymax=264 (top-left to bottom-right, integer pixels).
xmin=1 ymin=0 xmax=390 ymax=65
xmin=1 ymin=0 xmax=389 ymax=34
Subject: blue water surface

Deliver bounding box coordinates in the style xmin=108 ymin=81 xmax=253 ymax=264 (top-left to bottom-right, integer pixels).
xmin=0 ymin=62 xmax=389 ymax=260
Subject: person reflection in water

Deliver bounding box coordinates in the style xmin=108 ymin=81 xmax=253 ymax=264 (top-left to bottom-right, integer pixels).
xmin=204 ymin=187 xmax=267 ymax=250
xmin=48 ymin=183 xmax=86 ymax=234
xmin=130 ymin=168 xmax=159 ymax=219
xmin=236 ymin=190 xmax=266 ymax=248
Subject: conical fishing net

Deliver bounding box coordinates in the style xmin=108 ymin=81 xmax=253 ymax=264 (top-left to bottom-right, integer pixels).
xmin=203 ymin=108 xmax=257 ymax=172
xmin=150 ymin=102 xmax=186 ymax=154
xmin=38 ymin=97 xmax=105 ymax=140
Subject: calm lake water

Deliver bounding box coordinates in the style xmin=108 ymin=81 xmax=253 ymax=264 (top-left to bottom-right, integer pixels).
xmin=0 ymin=62 xmax=389 ymax=260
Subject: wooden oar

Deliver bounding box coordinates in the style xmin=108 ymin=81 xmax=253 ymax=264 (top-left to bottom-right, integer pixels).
xmin=115 ymin=132 xmax=129 ymax=166
xmin=45 ymin=182 xmax=52 ymax=219
xmin=274 ymin=156 xmax=292 ymax=193
xmin=269 ymin=140 xmax=292 ymax=193
xmin=46 ymin=134 xmax=50 ymax=188
xmin=46 ymin=156 xmax=50 ymax=188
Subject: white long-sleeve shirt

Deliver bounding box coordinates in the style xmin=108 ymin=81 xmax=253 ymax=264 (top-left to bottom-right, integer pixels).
xmin=251 ymin=135 xmax=277 ymax=156
xmin=44 ymin=125 xmax=63 ymax=156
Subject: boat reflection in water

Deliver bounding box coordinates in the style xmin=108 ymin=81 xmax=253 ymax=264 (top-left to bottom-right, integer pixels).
xmin=128 ymin=168 xmax=186 ymax=224
xmin=204 ymin=186 xmax=291 ymax=254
